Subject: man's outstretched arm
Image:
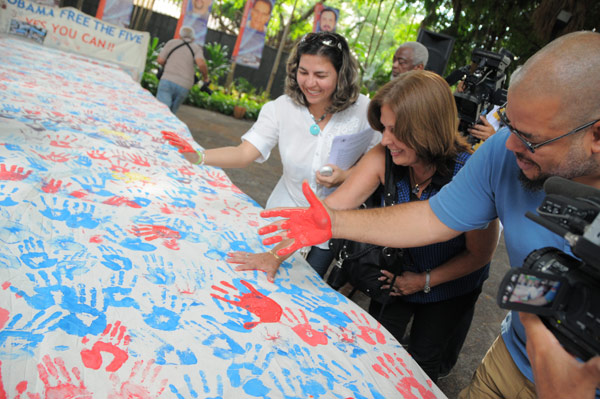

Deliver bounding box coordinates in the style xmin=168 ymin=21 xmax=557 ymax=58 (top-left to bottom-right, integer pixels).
xmin=259 ymin=181 xmax=461 ymax=256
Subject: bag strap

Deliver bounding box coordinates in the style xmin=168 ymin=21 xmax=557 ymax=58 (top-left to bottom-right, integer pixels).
xmin=183 ymin=41 xmax=196 ymax=59
xmin=161 ymin=41 xmax=190 ymax=68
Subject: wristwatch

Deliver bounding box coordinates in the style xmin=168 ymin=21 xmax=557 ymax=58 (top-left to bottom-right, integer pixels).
xmin=424 ymin=269 xmax=431 ymax=293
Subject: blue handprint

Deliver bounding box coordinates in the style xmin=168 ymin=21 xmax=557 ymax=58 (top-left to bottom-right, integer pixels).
xmin=71 ymin=174 xmax=115 ymax=197
xmin=188 ymin=315 xmax=246 ymax=359
xmin=220 ymin=231 xmax=254 ymax=253
xmin=38 ymin=197 xmax=102 ymax=228
xmin=104 ymin=225 xmax=156 ymax=252
xmin=102 ymin=271 xmax=140 ymax=310
xmin=0 ymin=310 xmax=48 ymax=358
xmin=58 ymin=282 xmax=107 ymax=336
xmin=18 ymin=237 xmax=59 ymax=270
xmin=155 ymin=343 xmax=198 ymax=365
xmin=141 ymin=289 xmax=189 ymax=331
xmin=0 ymin=219 xmax=31 ymax=245
xmin=98 ymin=245 xmax=133 ymax=271
xmin=169 ymin=371 xmax=225 ymax=399
xmin=143 ymin=253 xmax=176 ymax=285
xmin=0 ymin=184 xmax=19 ymax=206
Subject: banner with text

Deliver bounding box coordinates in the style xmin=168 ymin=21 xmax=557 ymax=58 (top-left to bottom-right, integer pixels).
xmin=0 ymin=0 xmax=148 ymax=81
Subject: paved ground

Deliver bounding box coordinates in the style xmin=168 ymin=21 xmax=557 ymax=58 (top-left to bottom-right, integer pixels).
xmin=176 ymin=104 xmax=512 ymax=399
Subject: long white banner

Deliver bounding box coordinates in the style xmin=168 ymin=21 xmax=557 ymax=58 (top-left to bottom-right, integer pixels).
xmin=0 ymin=0 xmax=149 ymax=81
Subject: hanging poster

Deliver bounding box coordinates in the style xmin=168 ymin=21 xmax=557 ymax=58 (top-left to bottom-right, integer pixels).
xmin=232 ymin=0 xmax=274 ymax=69
xmin=96 ymin=0 xmax=134 ymax=28
xmin=174 ymin=0 xmax=213 ymax=46
xmin=312 ymin=3 xmax=339 ymax=33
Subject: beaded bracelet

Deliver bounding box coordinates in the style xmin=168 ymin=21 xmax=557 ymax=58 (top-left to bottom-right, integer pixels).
xmin=193 ymin=150 xmax=206 ymax=165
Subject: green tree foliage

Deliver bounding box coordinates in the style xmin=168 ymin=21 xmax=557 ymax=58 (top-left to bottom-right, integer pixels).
xmin=421 ymin=0 xmax=599 ymax=76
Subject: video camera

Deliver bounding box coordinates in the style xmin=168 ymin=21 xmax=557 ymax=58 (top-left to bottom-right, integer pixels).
xmin=497 ymin=176 xmax=600 ymax=360
xmin=446 ymin=48 xmax=514 ymax=145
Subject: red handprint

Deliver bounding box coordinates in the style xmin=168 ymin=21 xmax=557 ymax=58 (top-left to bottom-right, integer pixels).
xmin=37 ymin=152 xmax=71 ymax=163
xmin=211 ymin=280 xmax=282 ymax=329
xmin=129 ymin=224 xmax=181 ymax=250
xmin=373 ymin=353 xmax=435 ymax=399
xmin=81 ymin=321 xmax=130 ymax=372
xmin=345 ymin=310 xmax=387 ymax=346
xmin=47 ymin=134 xmax=77 ymax=148
xmin=37 ymin=355 xmax=92 ymax=399
xmin=282 ymin=308 xmax=329 ymax=346
xmin=259 ymin=180 xmax=332 ymax=256
xmin=161 ymin=131 xmax=195 ymax=153
xmin=42 ymin=178 xmax=70 ymax=194
xmin=110 ymin=160 xmax=130 ymax=174
xmin=0 ymin=164 xmax=32 ymax=181
xmin=87 ymin=150 xmax=110 ymax=160
xmin=103 ymin=196 xmax=141 ymax=208
xmin=127 ymin=154 xmax=150 ymax=167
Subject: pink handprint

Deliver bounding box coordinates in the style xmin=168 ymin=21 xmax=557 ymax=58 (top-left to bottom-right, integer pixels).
xmin=373 ymin=353 xmax=435 ymax=399
xmin=0 ymin=164 xmax=32 ymax=181
xmin=345 ymin=310 xmax=387 ymax=346
xmin=211 ymin=280 xmax=282 ymax=329
xmin=259 ymin=181 xmax=331 ymax=256
xmin=108 ymin=359 xmax=168 ymax=399
xmin=103 ymin=196 xmax=142 ymax=208
xmin=161 ymin=131 xmax=195 ymax=153
xmin=282 ymin=308 xmax=329 ymax=346
xmin=80 ymin=321 xmax=130 ymax=372
xmin=129 ymin=224 xmax=181 ymax=250
xmin=42 ymin=178 xmax=70 ymax=194
xmin=37 ymin=355 xmax=92 ymax=399
xmin=87 ymin=150 xmax=110 ymax=161
xmin=37 ymin=152 xmax=71 ymax=163
xmin=47 ymin=134 xmax=77 ymax=148
xmin=127 ymin=154 xmax=150 ymax=167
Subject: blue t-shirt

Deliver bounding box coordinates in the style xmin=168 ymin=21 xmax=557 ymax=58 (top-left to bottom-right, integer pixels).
xmin=429 ymin=128 xmax=572 ymax=383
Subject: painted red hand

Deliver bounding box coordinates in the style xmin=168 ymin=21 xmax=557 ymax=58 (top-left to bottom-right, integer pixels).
xmin=259 ymin=181 xmax=331 ymax=257
xmin=161 ymin=131 xmax=195 ymax=153
xmin=211 ymin=280 xmax=282 ymax=329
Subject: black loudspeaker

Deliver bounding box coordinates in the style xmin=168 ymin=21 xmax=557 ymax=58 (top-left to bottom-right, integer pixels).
xmin=416 ymin=28 xmax=455 ymax=76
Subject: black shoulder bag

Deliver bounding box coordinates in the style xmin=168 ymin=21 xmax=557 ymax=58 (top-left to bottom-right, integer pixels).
xmin=157 ymin=41 xmax=199 ymax=84
xmin=327 ymin=150 xmax=407 ymax=305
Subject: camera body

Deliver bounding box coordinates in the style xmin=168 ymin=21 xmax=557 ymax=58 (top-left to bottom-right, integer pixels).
xmin=497 ymin=177 xmax=600 ymax=360
xmin=447 ymin=48 xmax=513 ymax=145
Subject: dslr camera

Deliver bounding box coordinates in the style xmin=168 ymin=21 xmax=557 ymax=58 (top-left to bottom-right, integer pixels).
xmin=446 ymin=48 xmax=514 ymax=145
xmin=497 ymin=177 xmax=600 ymax=360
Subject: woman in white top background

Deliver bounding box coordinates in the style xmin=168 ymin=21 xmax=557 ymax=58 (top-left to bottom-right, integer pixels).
xmin=163 ymin=31 xmax=380 ymax=280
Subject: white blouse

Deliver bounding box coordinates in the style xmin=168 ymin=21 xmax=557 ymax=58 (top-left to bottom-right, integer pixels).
xmin=242 ymin=94 xmax=380 ymax=210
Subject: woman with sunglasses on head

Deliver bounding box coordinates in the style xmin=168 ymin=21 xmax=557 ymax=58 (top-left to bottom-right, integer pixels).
xmin=163 ymin=32 xmax=379 ymax=280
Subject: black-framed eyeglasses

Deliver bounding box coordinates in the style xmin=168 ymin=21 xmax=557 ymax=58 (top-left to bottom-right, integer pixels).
xmin=300 ymin=32 xmax=343 ymax=51
xmin=499 ymin=107 xmax=600 ymax=154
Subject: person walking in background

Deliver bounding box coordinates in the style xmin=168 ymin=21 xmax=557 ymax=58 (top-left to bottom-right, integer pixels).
xmin=391 ymin=41 xmax=429 ymax=79
xmin=162 ymin=32 xmax=380 ymax=280
xmin=156 ymin=26 xmax=209 ymax=114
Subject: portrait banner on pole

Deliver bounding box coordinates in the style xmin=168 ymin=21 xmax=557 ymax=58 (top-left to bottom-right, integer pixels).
xmin=232 ymin=0 xmax=274 ymax=69
xmin=96 ymin=0 xmax=134 ymax=29
xmin=312 ymin=3 xmax=338 ymax=33
xmin=174 ymin=0 xmax=212 ymax=45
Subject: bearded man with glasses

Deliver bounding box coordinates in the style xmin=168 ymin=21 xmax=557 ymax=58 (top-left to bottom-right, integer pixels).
xmin=258 ymin=31 xmax=600 ymax=399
